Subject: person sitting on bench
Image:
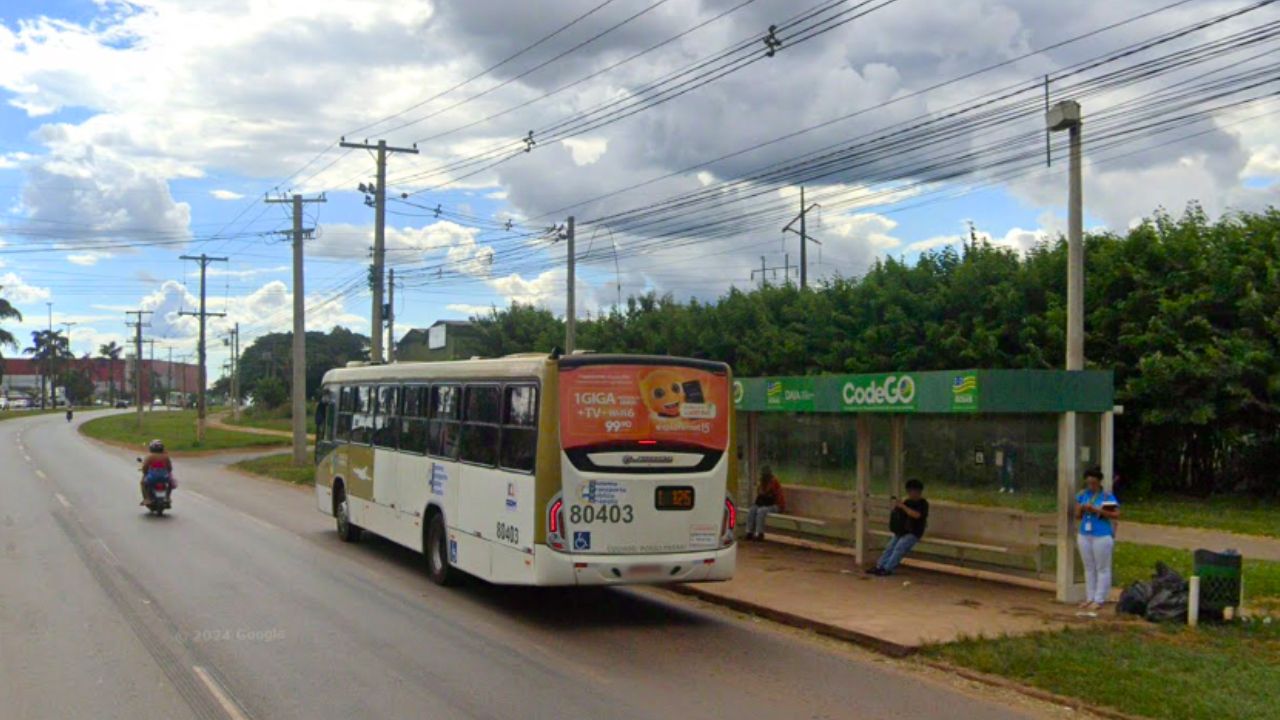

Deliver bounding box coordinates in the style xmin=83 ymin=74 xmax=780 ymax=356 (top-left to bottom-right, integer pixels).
xmin=868 ymin=479 xmax=929 ymax=576
xmin=746 ymin=465 xmax=786 ymax=541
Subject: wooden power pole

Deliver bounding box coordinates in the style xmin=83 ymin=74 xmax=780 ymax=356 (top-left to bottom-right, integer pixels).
xmin=339 ymin=138 xmax=417 ymax=363
xmin=178 ymin=254 xmax=227 ymax=443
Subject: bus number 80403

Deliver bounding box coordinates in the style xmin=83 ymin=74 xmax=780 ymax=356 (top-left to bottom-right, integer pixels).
xmin=569 ymin=504 xmax=634 ymax=524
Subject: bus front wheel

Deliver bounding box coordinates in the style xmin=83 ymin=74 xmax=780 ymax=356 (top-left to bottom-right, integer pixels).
xmin=425 ymin=512 xmax=459 ymax=586
xmin=335 ymin=487 xmax=362 ymax=543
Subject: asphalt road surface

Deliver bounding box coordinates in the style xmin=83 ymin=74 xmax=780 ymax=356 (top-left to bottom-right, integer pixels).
xmin=1 ymin=411 xmax=1051 ymax=720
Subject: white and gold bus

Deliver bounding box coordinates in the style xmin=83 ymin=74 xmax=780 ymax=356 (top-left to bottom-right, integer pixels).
xmin=314 ymin=353 xmax=737 ymax=586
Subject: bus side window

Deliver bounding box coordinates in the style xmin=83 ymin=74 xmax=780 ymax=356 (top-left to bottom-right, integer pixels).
xmin=350 ymin=386 xmax=373 ymax=444
xmin=459 ymin=385 xmax=500 ymax=466
xmin=428 ymin=385 xmax=460 ymax=459
xmin=372 ymin=385 xmax=399 ymax=449
xmin=501 ymin=384 xmax=538 ymax=473
xmin=337 ymin=386 xmax=354 ymax=441
xmin=399 ymin=386 xmax=428 ymax=455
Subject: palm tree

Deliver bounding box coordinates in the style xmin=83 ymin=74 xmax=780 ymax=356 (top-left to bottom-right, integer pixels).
xmin=99 ymin=341 xmax=123 ymax=404
xmin=24 ymin=329 xmax=70 ymax=409
xmin=0 ymin=291 xmax=21 ymax=387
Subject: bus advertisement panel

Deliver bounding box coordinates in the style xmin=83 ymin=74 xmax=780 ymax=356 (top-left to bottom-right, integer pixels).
xmin=559 ymin=364 xmax=729 ymax=451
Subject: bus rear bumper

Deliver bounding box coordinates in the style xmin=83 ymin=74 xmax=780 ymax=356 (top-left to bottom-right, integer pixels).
xmin=535 ymin=544 xmax=736 ymax=586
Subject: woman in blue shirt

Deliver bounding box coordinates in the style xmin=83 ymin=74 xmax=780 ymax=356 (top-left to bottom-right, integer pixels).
xmin=1076 ymin=466 xmax=1120 ymax=612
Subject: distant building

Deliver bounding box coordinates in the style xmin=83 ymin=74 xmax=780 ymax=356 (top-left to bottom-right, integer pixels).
xmin=0 ymin=357 xmax=200 ymax=404
xmin=396 ymin=320 xmax=483 ymax=362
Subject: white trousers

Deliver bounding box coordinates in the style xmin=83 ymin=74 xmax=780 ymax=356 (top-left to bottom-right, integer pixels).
xmin=1078 ymin=534 xmax=1115 ymax=605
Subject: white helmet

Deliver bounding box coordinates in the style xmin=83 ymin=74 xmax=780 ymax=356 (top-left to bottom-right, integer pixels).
xmin=149 ymin=439 xmax=164 ymax=453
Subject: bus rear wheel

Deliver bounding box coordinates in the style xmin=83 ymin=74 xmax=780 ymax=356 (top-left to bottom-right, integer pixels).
xmin=425 ymin=512 xmax=459 ymax=586
xmin=335 ymin=487 xmax=362 ymax=543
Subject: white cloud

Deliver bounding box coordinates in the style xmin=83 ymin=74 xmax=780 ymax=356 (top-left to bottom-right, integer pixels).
xmin=562 ymin=137 xmax=608 ymax=166
xmin=0 ymin=272 xmax=52 ymax=304
xmin=210 ymin=189 xmax=244 ymax=200
xmin=66 ymin=251 xmax=109 ymax=266
xmin=446 ymin=303 xmax=495 ymax=317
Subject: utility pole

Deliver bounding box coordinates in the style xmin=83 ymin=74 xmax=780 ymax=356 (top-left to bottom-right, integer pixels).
xmin=782 ymin=186 xmax=822 ymax=289
xmin=142 ymin=339 xmax=157 ymax=410
xmin=167 ymin=346 xmax=174 ymax=407
xmin=387 ymin=267 xmax=396 ymax=363
xmin=751 ymin=255 xmax=795 ymax=288
xmin=565 ymin=216 xmax=576 ymax=354
xmin=339 ymin=138 xmax=418 ymax=364
xmin=179 ymin=254 xmax=228 ymax=443
xmin=60 ymin=321 xmax=77 ymax=405
xmin=1047 ymin=98 xmax=1085 ymax=604
xmin=223 ymin=324 xmax=241 ymax=421
xmin=267 ymin=192 xmax=324 ymax=465
xmin=41 ymin=301 xmax=52 ymax=408
xmin=125 ymin=311 xmax=152 ymax=429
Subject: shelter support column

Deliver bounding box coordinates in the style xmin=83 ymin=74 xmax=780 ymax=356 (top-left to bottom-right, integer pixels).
xmin=889 ymin=415 xmax=905 ymax=500
xmin=1056 ymin=411 xmax=1085 ymax=603
xmin=854 ymin=414 xmax=870 ymax=566
xmin=743 ymin=412 xmax=759 ymax=520
xmin=1100 ymin=410 xmax=1115 ymax=494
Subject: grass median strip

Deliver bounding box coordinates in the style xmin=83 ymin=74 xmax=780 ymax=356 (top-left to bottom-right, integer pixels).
xmin=80 ymin=410 xmax=288 ymax=453
xmin=926 ymin=620 xmax=1280 ymax=720
xmin=232 ymin=452 xmax=315 ymax=485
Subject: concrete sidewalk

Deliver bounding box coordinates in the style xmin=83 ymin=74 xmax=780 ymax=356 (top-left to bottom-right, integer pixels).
xmin=1122 ymin=521 xmax=1280 ymax=561
xmin=674 ymin=538 xmax=1093 ymax=656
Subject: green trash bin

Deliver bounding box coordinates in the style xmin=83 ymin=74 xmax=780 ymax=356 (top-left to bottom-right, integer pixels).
xmin=1194 ymin=549 xmax=1242 ymax=617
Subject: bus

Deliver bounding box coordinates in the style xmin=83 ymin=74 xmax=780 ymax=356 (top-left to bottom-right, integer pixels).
xmin=313 ymin=353 xmax=738 ymax=586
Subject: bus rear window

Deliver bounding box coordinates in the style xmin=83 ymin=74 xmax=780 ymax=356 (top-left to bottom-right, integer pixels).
xmin=559 ymin=364 xmax=729 ymax=451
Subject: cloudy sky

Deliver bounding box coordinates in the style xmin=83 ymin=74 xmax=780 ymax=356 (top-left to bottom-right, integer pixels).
xmin=1 ymin=0 xmax=1277 ymax=378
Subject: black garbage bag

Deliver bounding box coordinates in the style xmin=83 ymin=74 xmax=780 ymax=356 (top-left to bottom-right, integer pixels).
xmin=1144 ymin=562 xmax=1189 ymax=623
xmin=1116 ymin=580 xmax=1153 ymax=616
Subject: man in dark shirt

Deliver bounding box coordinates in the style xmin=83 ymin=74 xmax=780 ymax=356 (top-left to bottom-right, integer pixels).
xmin=867 ymin=478 xmax=929 ymax=576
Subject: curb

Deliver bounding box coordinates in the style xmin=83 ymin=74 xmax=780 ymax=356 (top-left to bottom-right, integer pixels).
xmin=666 ymin=583 xmax=1148 ymax=719
xmin=666 ymin=584 xmax=916 ymax=658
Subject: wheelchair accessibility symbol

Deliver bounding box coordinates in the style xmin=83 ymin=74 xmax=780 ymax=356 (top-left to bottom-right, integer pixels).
xmin=573 ymin=531 xmax=592 ymax=551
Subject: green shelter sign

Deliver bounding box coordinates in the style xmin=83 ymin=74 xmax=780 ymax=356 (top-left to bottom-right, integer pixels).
xmin=733 ymin=369 xmax=1112 ymax=415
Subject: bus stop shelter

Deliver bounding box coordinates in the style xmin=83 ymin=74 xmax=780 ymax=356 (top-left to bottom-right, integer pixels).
xmin=733 ymin=369 xmax=1115 ymax=602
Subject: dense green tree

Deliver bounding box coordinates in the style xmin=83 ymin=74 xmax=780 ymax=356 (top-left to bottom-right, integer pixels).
xmin=464 ymin=206 xmax=1280 ymax=495
xmin=253 ymin=376 xmax=287 ymax=409
xmin=98 ymin=341 xmax=123 ymax=403
xmin=0 ymin=291 xmax=20 ymax=385
xmin=238 ymin=326 xmax=369 ymax=400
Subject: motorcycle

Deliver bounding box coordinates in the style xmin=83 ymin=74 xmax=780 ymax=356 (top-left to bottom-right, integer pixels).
xmin=136 ymin=458 xmax=174 ymax=516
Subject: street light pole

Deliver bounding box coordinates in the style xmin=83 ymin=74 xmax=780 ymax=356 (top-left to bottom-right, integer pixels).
xmin=1047 ymin=99 xmax=1085 ymax=604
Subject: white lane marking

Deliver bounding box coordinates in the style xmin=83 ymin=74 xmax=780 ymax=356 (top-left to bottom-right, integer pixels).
xmin=22 ymin=454 xmax=31 ymax=462
xmin=35 ymin=469 xmax=47 ymax=479
xmin=192 ymin=665 xmax=251 ymax=720
xmin=54 ymin=492 xmax=71 ymax=508
xmin=94 ymin=538 xmax=121 ymax=565
xmin=185 ymin=490 xmax=282 ymax=533
xmin=237 ymin=510 xmax=281 ymax=533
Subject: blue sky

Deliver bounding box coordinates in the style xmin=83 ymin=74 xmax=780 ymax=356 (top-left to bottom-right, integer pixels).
xmin=1 ymin=0 xmax=1276 ymax=379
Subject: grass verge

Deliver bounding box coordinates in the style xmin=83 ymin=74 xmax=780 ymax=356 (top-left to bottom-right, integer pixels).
xmin=0 ymin=408 xmax=74 ymax=422
xmin=925 ymin=620 xmax=1280 ymax=720
xmin=80 ymin=410 xmax=288 ymax=453
xmin=224 ymin=404 xmax=316 ymax=436
xmin=232 ymin=452 xmax=315 ymax=485
xmin=1114 ymin=542 xmax=1280 ymax=603
xmin=779 ymin=463 xmax=1280 ymax=539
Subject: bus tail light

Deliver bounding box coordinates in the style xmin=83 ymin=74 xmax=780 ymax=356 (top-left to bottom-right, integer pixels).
xmin=547 ymin=497 xmax=567 ymax=551
xmin=721 ymin=497 xmax=736 ymax=547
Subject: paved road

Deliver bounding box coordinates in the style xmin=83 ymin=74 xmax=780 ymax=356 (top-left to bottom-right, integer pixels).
xmin=1 ymin=412 xmax=1049 ymax=720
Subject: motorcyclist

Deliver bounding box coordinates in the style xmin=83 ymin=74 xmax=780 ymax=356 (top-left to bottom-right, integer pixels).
xmin=65 ymin=408 xmax=73 ymax=422
xmin=140 ymin=439 xmax=175 ymax=505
